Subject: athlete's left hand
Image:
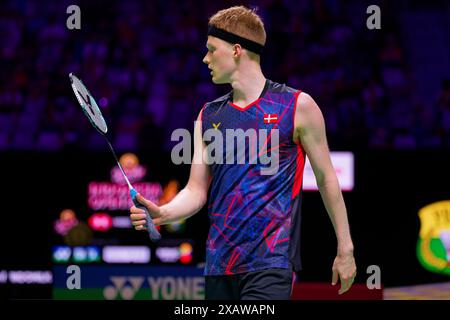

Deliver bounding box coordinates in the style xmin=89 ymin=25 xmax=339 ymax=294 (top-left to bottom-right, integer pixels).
xmin=331 ymin=251 xmax=357 ymax=295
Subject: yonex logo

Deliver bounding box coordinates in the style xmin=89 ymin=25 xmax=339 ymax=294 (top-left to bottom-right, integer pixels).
xmin=103 ymin=276 xmax=204 ymax=300
xmin=103 ymin=276 xmax=144 ymax=300
xmin=212 ymin=122 xmax=221 ymax=130
xmin=77 ymin=90 xmax=95 ymax=115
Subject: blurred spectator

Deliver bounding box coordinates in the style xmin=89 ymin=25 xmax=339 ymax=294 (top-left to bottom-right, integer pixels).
xmin=0 ymin=0 xmax=447 ymax=152
xmin=437 ymin=79 xmax=450 ymax=147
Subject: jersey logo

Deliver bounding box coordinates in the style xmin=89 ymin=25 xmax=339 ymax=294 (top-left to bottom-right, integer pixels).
xmin=212 ymin=122 xmax=221 ymax=130
xmin=264 ymin=114 xmax=278 ymax=124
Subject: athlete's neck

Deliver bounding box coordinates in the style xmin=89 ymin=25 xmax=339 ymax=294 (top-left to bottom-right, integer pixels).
xmin=230 ymin=64 xmax=266 ymax=108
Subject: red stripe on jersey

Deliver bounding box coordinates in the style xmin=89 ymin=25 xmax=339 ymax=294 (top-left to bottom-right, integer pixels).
xmin=292 ymin=144 xmax=305 ymax=199
xmin=225 ymin=248 xmax=241 ymax=275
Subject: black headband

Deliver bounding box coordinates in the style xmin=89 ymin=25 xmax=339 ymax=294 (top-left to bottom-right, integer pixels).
xmin=207 ymin=25 xmax=264 ymax=54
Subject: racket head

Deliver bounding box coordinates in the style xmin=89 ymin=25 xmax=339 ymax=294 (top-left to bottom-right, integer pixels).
xmin=69 ymin=72 xmax=108 ymax=135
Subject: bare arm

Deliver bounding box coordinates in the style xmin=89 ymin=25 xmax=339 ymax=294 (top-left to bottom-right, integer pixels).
xmin=158 ymin=112 xmax=210 ymax=224
xmin=130 ymin=110 xmax=210 ymax=228
xmin=294 ymin=92 xmax=356 ymax=294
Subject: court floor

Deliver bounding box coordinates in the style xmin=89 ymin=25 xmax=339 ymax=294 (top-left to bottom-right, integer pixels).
xmin=383 ymin=282 xmax=450 ymax=300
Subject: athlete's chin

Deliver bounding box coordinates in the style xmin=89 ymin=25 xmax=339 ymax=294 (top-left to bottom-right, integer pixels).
xmin=211 ymin=76 xmax=227 ymax=84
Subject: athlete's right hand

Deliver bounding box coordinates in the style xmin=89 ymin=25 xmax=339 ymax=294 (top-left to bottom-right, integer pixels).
xmin=129 ymin=193 xmax=163 ymax=230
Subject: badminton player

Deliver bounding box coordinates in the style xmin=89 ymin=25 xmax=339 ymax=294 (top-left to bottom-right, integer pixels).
xmin=130 ymin=6 xmax=356 ymax=300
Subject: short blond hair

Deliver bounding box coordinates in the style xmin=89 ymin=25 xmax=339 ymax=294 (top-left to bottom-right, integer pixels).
xmin=209 ymin=6 xmax=266 ymax=46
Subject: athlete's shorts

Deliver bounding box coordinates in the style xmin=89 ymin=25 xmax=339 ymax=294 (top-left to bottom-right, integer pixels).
xmin=205 ymin=265 xmax=294 ymax=300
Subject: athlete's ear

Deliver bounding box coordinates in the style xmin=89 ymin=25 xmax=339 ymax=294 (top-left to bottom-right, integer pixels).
xmin=233 ymin=44 xmax=242 ymax=58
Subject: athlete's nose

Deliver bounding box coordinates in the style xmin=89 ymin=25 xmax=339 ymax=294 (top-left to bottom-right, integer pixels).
xmin=202 ymin=53 xmax=209 ymax=65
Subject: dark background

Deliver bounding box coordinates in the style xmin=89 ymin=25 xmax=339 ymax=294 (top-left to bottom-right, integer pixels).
xmin=1 ymin=149 xmax=449 ymax=298
xmin=1 ymin=0 xmax=450 ymax=298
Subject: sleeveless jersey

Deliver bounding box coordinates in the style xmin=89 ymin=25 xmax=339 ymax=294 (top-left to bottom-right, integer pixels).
xmin=201 ymin=79 xmax=305 ymax=275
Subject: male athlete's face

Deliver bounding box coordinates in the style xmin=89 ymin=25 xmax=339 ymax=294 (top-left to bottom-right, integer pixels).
xmin=203 ymin=36 xmax=236 ymax=84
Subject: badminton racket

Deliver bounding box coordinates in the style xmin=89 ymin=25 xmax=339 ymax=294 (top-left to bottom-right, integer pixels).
xmin=69 ymin=72 xmax=161 ymax=241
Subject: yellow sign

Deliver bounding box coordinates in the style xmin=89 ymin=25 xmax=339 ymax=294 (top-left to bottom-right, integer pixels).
xmin=417 ymin=201 xmax=450 ymax=276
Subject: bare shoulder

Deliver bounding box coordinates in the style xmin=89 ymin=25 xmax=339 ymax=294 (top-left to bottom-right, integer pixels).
xmin=294 ymin=92 xmax=324 ymax=138
xmin=296 ymin=92 xmax=321 ymax=119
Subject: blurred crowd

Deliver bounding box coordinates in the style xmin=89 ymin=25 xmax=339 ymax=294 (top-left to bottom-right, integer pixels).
xmin=0 ymin=0 xmax=449 ymax=152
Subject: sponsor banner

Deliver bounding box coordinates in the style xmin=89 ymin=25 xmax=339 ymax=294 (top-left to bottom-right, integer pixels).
xmin=103 ymin=246 xmax=151 ymax=264
xmin=155 ymin=240 xmax=194 ymax=264
xmin=0 ymin=270 xmax=7 ymax=284
xmin=88 ymin=182 xmax=162 ymax=210
xmin=303 ymin=152 xmax=354 ymax=191
xmin=52 ymin=265 xmax=204 ymax=300
xmin=112 ymin=216 xmax=132 ymax=228
xmin=1 ymin=270 xmax=53 ymax=284
xmin=53 ymin=246 xmax=101 ymax=264
xmin=88 ymin=213 xmax=113 ymax=231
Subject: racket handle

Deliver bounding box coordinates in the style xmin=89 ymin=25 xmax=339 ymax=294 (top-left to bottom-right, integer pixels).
xmin=130 ymin=189 xmax=161 ymax=242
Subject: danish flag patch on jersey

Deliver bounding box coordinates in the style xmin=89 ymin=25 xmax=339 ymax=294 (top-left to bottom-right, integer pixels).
xmin=263 ymin=113 xmax=278 ymax=124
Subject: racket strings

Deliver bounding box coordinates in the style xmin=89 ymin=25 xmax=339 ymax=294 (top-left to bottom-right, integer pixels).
xmin=70 ymin=73 xmax=108 ymax=134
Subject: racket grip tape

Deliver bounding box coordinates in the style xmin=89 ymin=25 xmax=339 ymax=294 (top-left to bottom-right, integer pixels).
xmin=130 ymin=189 xmax=161 ymax=242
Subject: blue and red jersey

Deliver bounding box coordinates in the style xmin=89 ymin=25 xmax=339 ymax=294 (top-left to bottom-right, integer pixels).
xmin=201 ymin=79 xmax=305 ymax=275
